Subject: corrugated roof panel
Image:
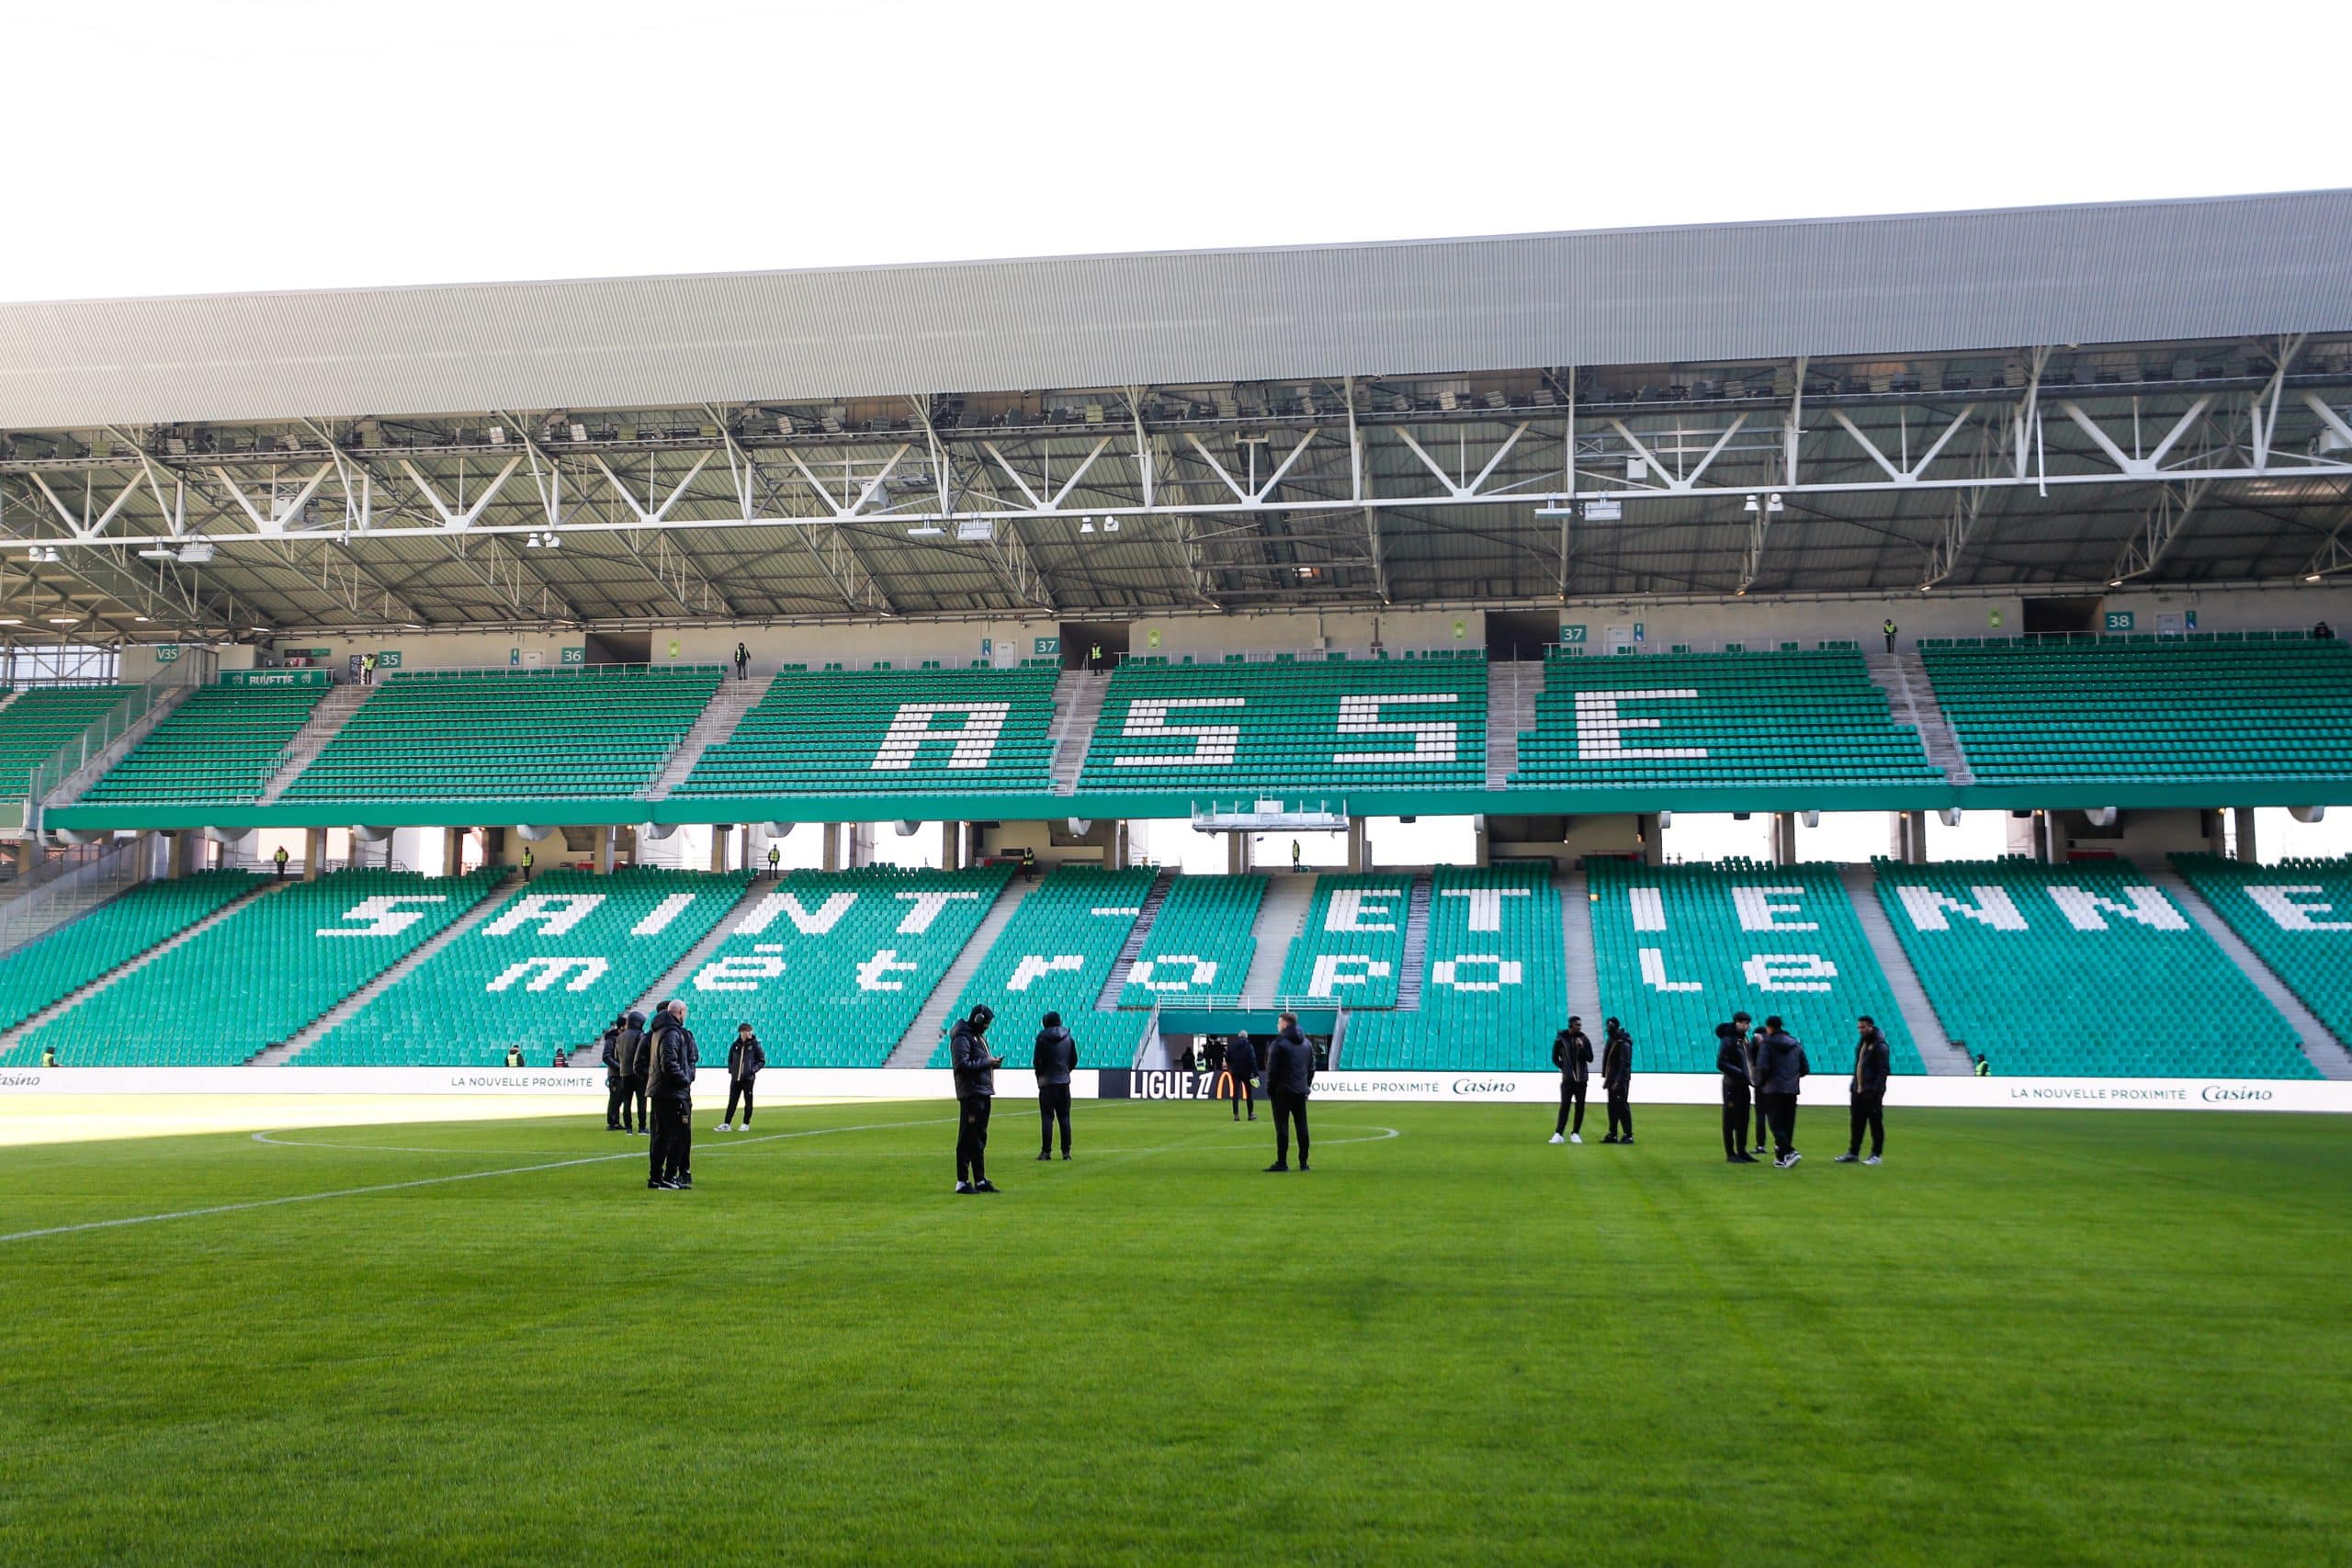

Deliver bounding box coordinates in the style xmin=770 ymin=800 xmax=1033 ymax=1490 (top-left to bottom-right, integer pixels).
xmin=2 ymin=191 xmax=2346 ymax=429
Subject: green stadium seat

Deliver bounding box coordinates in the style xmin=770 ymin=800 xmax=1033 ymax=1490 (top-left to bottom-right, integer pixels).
xmin=1117 ymin=875 xmax=1264 ymax=1008
xmin=1921 ymin=638 xmax=2352 ymax=783
xmin=1511 ymin=649 xmax=1939 ymax=787
xmin=297 ymin=867 xmax=748 ymax=1066
xmin=1871 ymin=858 xmax=2313 ymax=1078
xmin=1273 ymin=875 xmax=1412 ymax=1009
xmin=1342 ymin=865 xmax=1565 ymax=1070
xmin=677 ymin=865 xmax=1012 ymax=1066
xmin=18 ymin=869 xmax=503 ymax=1066
xmin=1586 ymin=859 xmax=1921 ymax=1074
xmin=677 ymin=666 xmax=1058 ymax=797
xmin=928 ymin=866 xmax=1156 ymax=1068
xmin=1078 ymin=657 xmax=1487 ymax=793
xmin=0 ymin=684 xmax=137 ymax=798
xmin=82 ymin=683 xmax=328 ymax=805
xmin=0 ymin=871 xmax=259 ymax=1052
xmin=280 ymin=667 xmax=720 ymax=803
xmin=2173 ymin=853 xmax=2352 ymax=1055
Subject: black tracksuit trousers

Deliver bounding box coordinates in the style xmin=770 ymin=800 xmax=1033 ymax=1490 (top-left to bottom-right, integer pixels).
xmin=1723 ymin=1088 xmax=1751 ymax=1157
xmin=725 ymin=1077 xmax=755 ymax=1125
xmin=1037 ymin=1084 xmax=1071 ymax=1155
xmin=1272 ymin=1091 xmax=1310 ymax=1167
xmin=606 ymin=1079 xmax=630 ymax=1129
xmin=1752 ymin=1094 xmax=1770 ymax=1150
xmin=1848 ymin=1092 xmax=1884 ymax=1157
xmin=1555 ymin=1078 xmax=1587 ymax=1136
xmin=956 ymin=1094 xmax=993 ymax=1183
xmin=1225 ymin=1072 xmax=1253 ymax=1119
xmin=1762 ymin=1091 xmax=1799 ymax=1157
xmin=624 ymin=1076 xmax=648 ymax=1133
xmin=1605 ymin=1089 xmax=1633 ymax=1140
xmin=650 ymin=1096 xmax=692 ymax=1183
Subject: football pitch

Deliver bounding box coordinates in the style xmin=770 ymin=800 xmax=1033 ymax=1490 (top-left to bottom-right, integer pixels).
xmin=2 ymin=1100 xmax=2346 ymax=1564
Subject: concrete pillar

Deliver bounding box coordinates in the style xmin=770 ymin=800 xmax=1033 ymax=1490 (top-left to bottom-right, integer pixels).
xmin=166 ymin=831 xmax=191 ymax=879
xmin=595 ymin=827 xmax=615 ymax=874
xmin=1770 ymin=813 xmax=1799 ymax=866
xmin=303 ymin=827 xmax=326 ymax=882
xmin=821 ymin=822 xmax=842 ymax=873
xmin=2233 ymin=806 xmax=2259 ymax=863
xmin=710 ymin=825 xmax=730 ymax=874
xmin=1226 ymin=832 xmax=1250 ymax=875
xmin=1473 ymin=816 xmax=1490 ymax=867
xmin=1346 ymin=815 xmax=1368 ymax=873
xmin=939 ymin=819 xmax=962 ymax=871
xmin=847 ymin=822 xmax=875 ymax=868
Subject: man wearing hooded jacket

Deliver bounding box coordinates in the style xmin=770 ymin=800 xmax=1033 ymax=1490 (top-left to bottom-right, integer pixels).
xmin=1033 ymin=1010 xmax=1076 ymax=1160
xmin=1837 ymin=1016 xmax=1891 ymax=1165
xmin=647 ymin=1000 xmax=698 ymax=1190
xmin=1220 ymin=1032 xmax=1257 ymax=1121
xmin=1550 ymin=1016 xmax=1592 ymax=1144
xmin=1755 ymin=1015 xmax=1810 ymax=1168
xmin=1263 ymin=1013 xmax=1315 ymax=1172
xmin=614 ymin=1010 xmax=649 ymax=1135
xmin=601 ymin=1013 xmax=629 ymax=1130
xmin=1716 ymin=1021 xmax=1758 ymax=1162
xmin=950 ymin=1005 xmax=1003 ymax=1193
xmin=720 ymin=1022 xmax=764 ymax=1131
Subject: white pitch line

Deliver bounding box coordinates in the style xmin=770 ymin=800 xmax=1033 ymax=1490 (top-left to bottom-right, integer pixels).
xmin=0 ymin=1115 xmax=952 ymax=1247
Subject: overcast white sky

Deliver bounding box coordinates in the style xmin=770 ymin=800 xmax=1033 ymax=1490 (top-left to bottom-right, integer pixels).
xmin=2 ymin=0 xmax=2343 ymax=304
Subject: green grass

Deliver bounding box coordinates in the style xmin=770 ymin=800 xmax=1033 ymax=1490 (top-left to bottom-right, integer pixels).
xmin=2 ymin=1100 xmax=2347 ymax=1564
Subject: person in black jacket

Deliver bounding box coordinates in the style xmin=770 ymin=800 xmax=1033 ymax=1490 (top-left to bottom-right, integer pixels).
xmin=647 ymin=1000 xmax=699 ymax=1190
xmin=1837 ymin=1016 xmax=1891 ymax=1164
xmin=1754 ymin=1015 xmax=1810 ymax=1168
xmin=1733 ymin=1010 xmax=1766 ymax=1156
xmin=601 ymin=1013 xmax=629 ymax=1130
xmin=1034 ymin=1010 xmax=1077 ymax=1160
xmin=1717 ymin=1021 xmax=1759 ymax=1162
xmin=1263 ymin=1014 xmax=1315 ymax=1171
xmin=1599 ymin=1017 xmax=1634 ymax=1144
xmin=1221 ymin=1032 xmax=1257 ymax=1122
xmin=1550 ymin=1016 xmax=1592 ymax=1144
xmin=614 ymin=1010 xmax=649 ymax=1135
xmin=950 ymin=1005 xmax=1003 ymax=1193
xmin=719 ymin=1022 xmax=765 ymax=1131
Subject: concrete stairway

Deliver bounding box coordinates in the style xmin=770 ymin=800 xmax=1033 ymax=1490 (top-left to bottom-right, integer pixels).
xmin=1557 ymin=869 xmax=1602 ymax=1025
xmin=257 ymin=684 xmax=373 ymax=805
xmin=886 ymin=874 xmax=1041 ymax=1067
xmin=2141 ymin=863 xmax=2352 ymax=1080
xmin=1095 ymin=868 xmax=1175 ymax=1008
xmin=1864 ymin=649 xmax=1973 ymax=784
xmin=1049 ymin=671 xmax=1109 ymax=795
xmin=1838 ymin=863 xmax=1969 ymax=1073
xmin=1238 ymin=872 xmax=1317 ymax=1006
xmin=1394 ymin=874 xmax=1433 ymax=1010
xmin=645 ymin=673 xmax=772 ymax=801
xmin=0 ymin=878 xmax=286 ymax=1055
xmin=258 ymin=871 xmax=520 ymax=1065
xmin=627 ymin=877 xmax=775 ymax=1021
xmin=1485 ymin=658 xmax=1541 ymax=788
xmin=40 ymin=683 xmax=198 ymax=807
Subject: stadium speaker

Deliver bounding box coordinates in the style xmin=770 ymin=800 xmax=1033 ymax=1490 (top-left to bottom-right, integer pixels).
xmin=895 ymin=821 xmax=920 ymax=837
xmin=2083 ymin=807 xmax=2119 ymax=828
xmin=638 ymin=822 xmax=678 ymax=841
xmin=1068 ymin=818 xmax=1092 ymax=835
xmin=1800 ymin=810 xmax=1821 ymax=828
xmin=2290 ymin=806 xmax=2327 ymax=824
xmin=512 ymin=823 xmax=562 ymax=841
xmin=350 ymin=825 xmax=393 ymax=844
xmin=1657 ymin=810 xmax=1672 ymax=828
xmin=1939 ymin=808 xmax=1963 ymax=827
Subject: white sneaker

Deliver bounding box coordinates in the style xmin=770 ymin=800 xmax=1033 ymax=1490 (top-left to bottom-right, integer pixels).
xmin=1548 ymin=1133 xmax=1565 ymax=1145
xmin=1863 ymin=1155 xmax=1882 ymax=1166
xmin=1569 ymin=1133 xmax=1582 ymax=1145
xmin=716 ymin=1123 xmax=730 ymax=1132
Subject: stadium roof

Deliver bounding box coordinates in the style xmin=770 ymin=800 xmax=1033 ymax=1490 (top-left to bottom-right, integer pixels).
xmin=2 ymin=190 xmax=2346 ymax=430
xmin=1 ymin=190 xmax=2348 ymax=640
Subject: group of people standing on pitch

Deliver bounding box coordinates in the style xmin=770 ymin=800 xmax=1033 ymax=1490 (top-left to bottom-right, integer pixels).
xmin=596 ymin=1004 xmax=768 ymax=1190
xmin=945 ymin=1004 xmax=1320 ymax=1192
xmin=1552 ymin=1011 xmax=1893 ymax=1169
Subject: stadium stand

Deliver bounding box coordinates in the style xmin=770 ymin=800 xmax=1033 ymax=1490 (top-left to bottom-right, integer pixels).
xmin=1077 ymin=653 xmax=1487 ymax=793
xmin=0 ymin=871 xmax=259 ymax=1050
xmin=678 ymin=865 xmax=1012 ymax=1066
xmin=1585 ymin=859 xmax=1922 ymax=1074
xmin=1919 ymin=637 xmax=2352 ymax=782
xmin=1117 ymin=874 xmax=1265 ymax=1008
xmin=18 ymin=869 xmax=503 ymax=1066
xmin=1272 ymin=874 xmax=1413 ymax=1008
xmin=81 ymin=682 xmax=329 ymax=804
xmin=0 ymin=684 xmax=136 ymax=796
xmin=676 ymin=663 xmax=1059 ymax=797
xmin=1341 ymin=865 xmax=1565 ymax=1070
xmin=1871 ymin=858 xmax=2314 ymax=1077
xmin=296 ymin=867 xmax=746 ymax=1066
xmin=1511 ymin=649 xmax=1939 ymax=786
xmin=279 ymin=666 xmax=721 ymax=803
xmin=929 ymin=865 xmax=1156 ymax=1068
xmin=2172 ymin=854 xmax=2352 ymax=1055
